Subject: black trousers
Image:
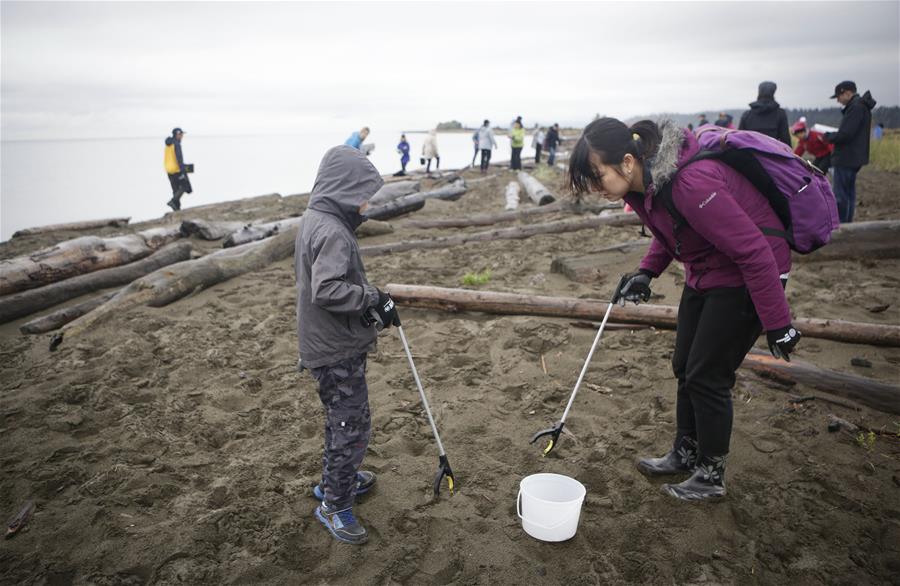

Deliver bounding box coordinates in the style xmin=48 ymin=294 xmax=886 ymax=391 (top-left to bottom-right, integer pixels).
xmin=480 ymin=149 xmax=492 ymax=172
xmin=167 ymin=173 xmax=192 ymax=205
xmin=425 ymin=156 xmax=440 ymax=173
xmin=510 ymin=147 xmax=522 ymax=170
xmin=534 ymin=144 xmax=542 ymax=164
xmin=672 ymin=285 xmax=763 ymax=457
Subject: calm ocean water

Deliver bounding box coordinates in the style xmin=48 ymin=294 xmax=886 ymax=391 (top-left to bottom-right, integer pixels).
xmin=0 ymin=130 xmax=532 ymax=240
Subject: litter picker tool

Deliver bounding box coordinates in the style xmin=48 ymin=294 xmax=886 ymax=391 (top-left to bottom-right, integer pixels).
xmin=364 ymin=307 xmax=455 ymax=495
xmin=531 ymin=276 xmax=628 ymax=456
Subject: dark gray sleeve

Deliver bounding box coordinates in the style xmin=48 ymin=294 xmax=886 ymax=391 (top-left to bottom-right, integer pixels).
xmin=310 ymin=232 xmax=378 ymax=314
xmin=777 ymin=110 xmax=791 ymax=146
xmin=827 ymin=104 xmax=866 ymax=146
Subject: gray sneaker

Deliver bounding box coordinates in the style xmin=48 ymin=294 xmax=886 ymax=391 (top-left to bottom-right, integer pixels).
xmin=315 ymin=504 xmax=368 ymax=545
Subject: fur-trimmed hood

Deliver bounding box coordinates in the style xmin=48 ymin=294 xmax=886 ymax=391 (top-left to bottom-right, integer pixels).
xmin=647 ymin=119 xmax=691 ymax=190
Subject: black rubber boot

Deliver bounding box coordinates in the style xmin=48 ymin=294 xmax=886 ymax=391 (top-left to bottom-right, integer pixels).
xmin=637 ymin=436 xmax=697 ymax=477
xmin=662 ymin=454 xmax=727 ymax=501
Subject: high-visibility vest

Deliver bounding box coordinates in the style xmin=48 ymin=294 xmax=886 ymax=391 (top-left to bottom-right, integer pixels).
xmin=164 ymin=143 xmax=180 ymax=174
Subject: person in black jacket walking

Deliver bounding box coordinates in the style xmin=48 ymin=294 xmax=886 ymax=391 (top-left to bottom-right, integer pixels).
xmin=738 ymin=81 xmax=791 ymax=146
xmin=823 ymin=81 xmax=876 ymax=223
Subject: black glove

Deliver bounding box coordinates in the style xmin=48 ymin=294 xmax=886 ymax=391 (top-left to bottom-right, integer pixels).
xmin=364 ymin=290 xmax=401 ymax=330
xmin=614 ymin=270 xmax=653 ymax=305
xmin=767 ymin=324 xmax=801 ymax=361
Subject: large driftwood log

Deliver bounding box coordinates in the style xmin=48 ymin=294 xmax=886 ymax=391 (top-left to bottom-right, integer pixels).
xmin=551 ymin=240 xmax=650 ymax=283
xmin=137 ymin=225 xmax=183 ymax=249
xmin=796 ymin=220 xmax=900 ymax=262
xmin=222 ymin=216 xmax=303 ymax=248
xmin=19 ymin=291 xmax=118 ymax=334
xmin=365 ymin=181 xmax=467 ymax=221
xmin=355 ymin=220 xmax=395 ymax=238
xmin=1 ymin=233 xmax=162 ymax=296
xmin=369 ymin=180 xmax=420 ymax=205
xmin=180 ymin=219 xmax=247 ymax=241
xmin=363 ymin=213 xmax=643 ymax=256
xmin=505 ymin=182 xmax=521 ymax=210
xmin=741 ymin=350 xmax=900 ymax=414
xmin=0 ymin=241 xmax=192 ymax=324
xmin=401 ymin=201 xmax=623 ymax=230
xmin=12 ymin=217 xmax=131 ymax=238
xmin=50 ymin=227 xmax=299 ymax=350
xmin=383 ymin=284 xmax=900 ymax=347
xmin=517 ymin=172 xmax=555 ymax=206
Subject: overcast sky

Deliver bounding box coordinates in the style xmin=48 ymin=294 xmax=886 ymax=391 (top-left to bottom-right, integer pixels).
xmin=2 ymin=1 xmax=898 ymax=140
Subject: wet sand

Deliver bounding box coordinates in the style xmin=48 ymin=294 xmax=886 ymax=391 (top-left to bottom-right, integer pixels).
xmin=2 ymin=166 xmax=899 ymax=585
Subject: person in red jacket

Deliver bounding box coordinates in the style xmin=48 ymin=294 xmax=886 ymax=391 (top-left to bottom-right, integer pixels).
xmin=568 ymin=117 xmax=801 ymax=501
xmin=791 ymin=120 xmax=834 ymax=174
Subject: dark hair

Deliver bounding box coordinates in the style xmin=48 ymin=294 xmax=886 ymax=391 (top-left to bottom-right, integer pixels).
xmin=567 ymin=117 xmax=661 ymax=195
xmin=483 ymin=119 xmax=490 ymax=125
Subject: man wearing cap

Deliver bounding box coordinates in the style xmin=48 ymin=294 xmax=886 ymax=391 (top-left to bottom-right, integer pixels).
xmin=739 ymin=81 xmax=791 ymax=146
xmin=823 ymin=81 xmax=877 ymax=223
xmin=164 ymin=128 xmax=192 ymax=211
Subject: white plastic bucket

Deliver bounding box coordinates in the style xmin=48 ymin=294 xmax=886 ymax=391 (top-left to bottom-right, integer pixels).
xmin=517 ymin=473 xmax=586 ymax=542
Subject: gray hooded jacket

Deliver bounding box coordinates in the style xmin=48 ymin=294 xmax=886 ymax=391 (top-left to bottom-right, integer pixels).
xmin=295 ymin=145 xmax=384 ymax=369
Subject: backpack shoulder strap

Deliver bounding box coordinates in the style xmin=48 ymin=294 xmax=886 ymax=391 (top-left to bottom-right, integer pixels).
xmin=655 ymin=150 xmax=723 ymax=255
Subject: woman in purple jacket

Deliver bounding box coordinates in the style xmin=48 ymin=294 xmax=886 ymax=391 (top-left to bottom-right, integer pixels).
xmin=568 ymin=118 xmax=802 ymax=501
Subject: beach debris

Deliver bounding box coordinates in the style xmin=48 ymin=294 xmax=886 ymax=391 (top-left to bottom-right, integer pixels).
xmin=517 ymin=171 xmax=555 ymax=206
xmin=402 ymin=200 xmax=621 ymax=230
xmin=6 ymin=500 xmax=35 ymax=539
xmin=505 ymin=181 xmax=520 ymax=210
xmin=0 ymin=241 xmax=192 ymax=324
xmin=179 ymin=219 xmax=246 ymax=240
xmin=12 ymin=217 xmax=131 ymax=238
xmin=223 ymin=215 xmax=303 ymax=248
xmin=365 ymin=179 xmax=467 ymax=221
xmin=851 ymin=357 xmax=873 ymax=368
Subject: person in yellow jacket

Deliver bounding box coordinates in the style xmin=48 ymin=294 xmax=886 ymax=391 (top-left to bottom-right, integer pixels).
xmin=164 ymin=128 xmax=192 ymax=211
xmin=509 ymin=118 xmax=525 ymax=170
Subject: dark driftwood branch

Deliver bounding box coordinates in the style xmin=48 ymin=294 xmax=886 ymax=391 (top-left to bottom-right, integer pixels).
xmin=222 ymin=216 xmax=303 ymax=248
xmin=362 ymin=213 xmax=643 ymax=256
xmin=20 ymin=291 xmax=118 ymax=334
xmin=741 ymin=350 xmax=900 ymax=415
xmin=383 ymin=284 xmax=900 ymax=347
xmin=50 ymin=227 xmax=299 ymax=350
xmin=12 ymin=217 xmax=131 ymax=238
xmin=369 ymin=180 xmax=420 ymax=205
xmin=364 ymin=181 xmax=468 ymax=221
xmin=796 ymin=220 xmax=900 ymax=262
xmin=0 ymin=242 xmax=192 ymax=324
xmin=180 ymin=219 xmax=247 ymax=241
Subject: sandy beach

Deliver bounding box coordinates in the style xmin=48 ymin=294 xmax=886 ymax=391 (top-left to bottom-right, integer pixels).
xmin=1 ymin=164 xmax=899 ymax=585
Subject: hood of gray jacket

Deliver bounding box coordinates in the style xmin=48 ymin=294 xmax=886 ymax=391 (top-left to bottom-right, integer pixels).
xmin=308 ymin=145 xmax=384 ymax=230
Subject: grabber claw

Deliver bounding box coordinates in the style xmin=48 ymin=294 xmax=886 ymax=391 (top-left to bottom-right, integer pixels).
xmin=530 ymin=421 xmax=565 ymax=456
xmin=433 ymin=454 xmax=455 ymax=495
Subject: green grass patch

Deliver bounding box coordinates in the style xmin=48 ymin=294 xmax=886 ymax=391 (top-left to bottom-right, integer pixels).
xmin=870 ymin=130 xmax=900 ymax=172
xmin=461 ymin=269 xmax=492 ymax=286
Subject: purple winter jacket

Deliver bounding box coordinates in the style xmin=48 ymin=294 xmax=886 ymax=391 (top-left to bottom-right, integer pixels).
xmin=623 ymin=123 xmax=792 ymax=331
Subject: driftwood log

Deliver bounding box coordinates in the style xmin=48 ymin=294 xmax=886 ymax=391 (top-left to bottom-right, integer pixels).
xmin=369 ymin=180 xmax=420 ymax=205
xmin=551 ymin=240 xmax=650 ymax=283
xmin=363 ymin=213 xmax=643 ymax=256
xmin=0 ymin=241 xmax=193 ymax=324
xmin=19 ymin=291 xmax=118 ymax=334
xmin=796 ymin=220 xmax=900 ymax=262
xmin=741 ymin=350 xmax=900 ymax=415
xmin=355 ymin=220 xmax=395 ymax=238
xmin=365 ymin=180 xmax=468 ymax=221
xmin=0 ymin=228 xmax=182 ymax=296
xmin=383 ymin=284 xmax=900 ymax=347
xmin=50 ymin=226 xmax=300 ymax=350
xmin=222 ymin=216 xmax=303 ymax=248
xmin=180 ymin=219 xmax=247 ymax=241
xmin=517 ymin=172 xmax=555 ymax=206
xmin=401 ymin=201 xmax=623 ymax=230
xmin=505 ymin=182 xmax=521 ymax=210
xmin=12 ymin=217 xmax=131 ymax=238
xmin=164 ymin=193 xmax=282 ymax=217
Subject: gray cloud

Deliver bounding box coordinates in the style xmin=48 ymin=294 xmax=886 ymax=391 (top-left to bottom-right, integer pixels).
xmin=2 ymin=1 xmax=897 ymax=139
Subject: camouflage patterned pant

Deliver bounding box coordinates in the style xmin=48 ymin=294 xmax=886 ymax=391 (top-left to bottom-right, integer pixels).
xmin=309 ymin=353 xmax=370 ymax=509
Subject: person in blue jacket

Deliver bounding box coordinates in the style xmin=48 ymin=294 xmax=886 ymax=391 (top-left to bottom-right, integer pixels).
xmin=344 ymin=127 xmax=370 ymax=150
xmin=394 ymin=134 xmax=411 ymax=176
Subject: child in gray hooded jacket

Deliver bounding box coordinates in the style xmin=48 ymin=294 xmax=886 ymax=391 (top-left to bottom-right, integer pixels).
xmin=295 ymin=145 xmax=399 ymax=544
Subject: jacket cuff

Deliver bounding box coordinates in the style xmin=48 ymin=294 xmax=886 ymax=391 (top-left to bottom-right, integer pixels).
xmin=363 ymin=284 xmax=380 ymax=309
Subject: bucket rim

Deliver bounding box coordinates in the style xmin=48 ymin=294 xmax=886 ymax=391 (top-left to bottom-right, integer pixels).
xmin=519 ymin=473 xmax=586 ymax=503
